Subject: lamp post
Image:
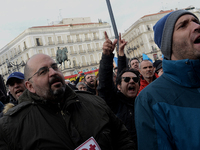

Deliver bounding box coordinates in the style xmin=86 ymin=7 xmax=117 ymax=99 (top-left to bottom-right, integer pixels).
xmin=127 ymin=46 xmax=137 ymax=57
xmin=6 ymin=59 xmax=26 ymax=73
xmin=105 ymin=0 xmax=119 ymax=52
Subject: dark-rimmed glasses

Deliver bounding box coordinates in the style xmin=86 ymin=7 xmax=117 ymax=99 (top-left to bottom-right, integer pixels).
xmin=122 ymin=77 xmax=139 ymax=83
xmin=28 ymin=63 xmax=60 ymax=81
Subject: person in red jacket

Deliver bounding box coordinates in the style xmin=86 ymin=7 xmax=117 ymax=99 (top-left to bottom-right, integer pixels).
xmin=137 ymin=60 xmax=159 ymax=95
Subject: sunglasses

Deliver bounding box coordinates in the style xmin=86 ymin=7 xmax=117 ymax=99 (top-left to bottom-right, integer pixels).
xmin=122 ymin=77 xmax=139 ymax=83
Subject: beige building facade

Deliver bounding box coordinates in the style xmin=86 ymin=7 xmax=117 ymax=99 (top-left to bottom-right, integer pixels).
xmin=0 ymin=17 xmax=114 ymax=81
xmin=122 ymin=6 xmax=200 ymax=62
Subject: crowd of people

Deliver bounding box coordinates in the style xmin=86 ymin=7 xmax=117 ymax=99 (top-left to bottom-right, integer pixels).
xmin=0 ymin=9 xmax=200 ymax=149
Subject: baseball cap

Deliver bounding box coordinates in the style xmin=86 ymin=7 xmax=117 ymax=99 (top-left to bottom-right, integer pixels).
xmin=6 ymin=72 xmax=24 ymax=85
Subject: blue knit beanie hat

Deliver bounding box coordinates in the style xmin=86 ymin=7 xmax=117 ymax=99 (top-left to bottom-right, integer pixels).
xmin=153 ymin=10 xmax=199 ymax=60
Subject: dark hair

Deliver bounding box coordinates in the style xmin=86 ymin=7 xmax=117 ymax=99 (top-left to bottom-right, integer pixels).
xmin=114 ymin=67 xmax=118 ymax=70
xmin=84 ymin=74 xmax=90 ymax=79
xmin=116 ymin=68 xmax=140 ymax=86
xmin=129 ymin=57 xmax=140 ymax=67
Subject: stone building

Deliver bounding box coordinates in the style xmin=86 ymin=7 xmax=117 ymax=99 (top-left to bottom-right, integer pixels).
xmin=0 ymin=17 xmax=114 ymax=81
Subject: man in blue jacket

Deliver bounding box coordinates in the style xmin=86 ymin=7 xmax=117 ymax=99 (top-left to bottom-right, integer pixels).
xmin=135 ymin=9 xmax=200 ymax=150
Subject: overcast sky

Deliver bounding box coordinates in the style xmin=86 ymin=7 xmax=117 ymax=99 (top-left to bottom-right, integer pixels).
xmin=0 ymin=0 xmax=198 ymax=49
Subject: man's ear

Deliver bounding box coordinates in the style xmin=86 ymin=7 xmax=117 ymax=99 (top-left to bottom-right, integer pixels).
xmin=25 ymin=81 xmax=36 ymax=93
xmin=117 ymin=84 xmax=121 ymax=91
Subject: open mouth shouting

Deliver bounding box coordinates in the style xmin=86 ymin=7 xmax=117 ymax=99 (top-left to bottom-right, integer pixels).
xmin=194 ymin=35 xmax=200 ymax=44
xmin=15 ymin=89 xmax=24 ymax=99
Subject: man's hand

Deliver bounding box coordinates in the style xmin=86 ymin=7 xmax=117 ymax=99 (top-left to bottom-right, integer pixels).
xmin=102 ymin=31 xmax=118 ymax=55
xmin=118 ymin=33 xmax=127 ymax=56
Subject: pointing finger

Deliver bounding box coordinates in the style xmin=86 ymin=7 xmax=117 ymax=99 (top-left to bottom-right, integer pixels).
xmin=104 ymin=31 xmax=109 ymax=40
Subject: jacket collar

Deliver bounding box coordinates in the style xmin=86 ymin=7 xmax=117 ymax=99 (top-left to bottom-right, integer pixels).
xmin=117 ymin=91 xmax=135 ymax=106
xmin=163 ymin=59 xmax=200 ymax=87
xmin=19 ymin=84 xmax=78 ymax=106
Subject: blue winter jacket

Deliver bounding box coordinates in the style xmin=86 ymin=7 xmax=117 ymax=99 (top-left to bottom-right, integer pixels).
xmin=135 ymin=59 xmax=200 ymax=150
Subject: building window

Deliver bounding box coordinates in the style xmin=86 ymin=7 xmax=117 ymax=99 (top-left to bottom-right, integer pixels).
xmin=10 ymin=51 xmax=13 ymax=58
xmin=51 ymin=48 xmax=55 ymax=57
xmin=147 ymin=25 xmax=151 ymax=31
xmin=26 ymin=53 xmax=29 ymax=60
xmin=38 ymin=50 xmax=43 ymax=53
xmin=48 ymin=37 xmax=53 ymax=45
xmin=87 ymin=44 xmax=91 ymax=50
xmin=24 ymin=41 xmax=27 ymax=50
xmin=36 ymin=38 xmax=43 ymax=46
xmin=18 ymin=45 xmax=21 ymax=53
xmin=58 ymin=36 xmax=63 ymax=44
xmin=93 ymin=32 xmax=98 ymax=40
xmin=96 ymin=43 xmax=100 ymax=50
xmin=73 ymin=58 xmax=77 ymax=66
xmin=153 ymin=54 xmax=158 ymax=60
xmin=85 ymin=34 xmax=90 ymax=41
xmin=70 ymin=46 xmax=74 ymax=53
xmin=76 ymin=35 xmax=81 ymax=42
xmin=67 ymin=35 xmax=72 ymax=43
xmin=90 ymin=55 xmax=95 ymax=64
xmin=82 ymin=56 xmax=87 ymax=66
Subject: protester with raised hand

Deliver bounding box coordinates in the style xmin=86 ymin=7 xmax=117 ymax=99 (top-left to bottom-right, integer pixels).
xmin=98 ymin=31 xmax=139 ymax=149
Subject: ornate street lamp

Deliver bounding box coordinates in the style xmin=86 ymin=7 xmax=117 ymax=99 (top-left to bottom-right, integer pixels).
xmin=127 ymin=46 xmax=137 ymax=55
xmin=6 ymin=59 xmax=26 ymax=73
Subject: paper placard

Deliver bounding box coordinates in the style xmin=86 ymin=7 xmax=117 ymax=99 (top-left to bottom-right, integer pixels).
xmin=75 ymin=137 xmax=101 ymax=150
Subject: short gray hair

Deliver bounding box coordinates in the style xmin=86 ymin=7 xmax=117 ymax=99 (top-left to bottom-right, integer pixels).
xmin=76 ymin=82 xmax=86 ymax=88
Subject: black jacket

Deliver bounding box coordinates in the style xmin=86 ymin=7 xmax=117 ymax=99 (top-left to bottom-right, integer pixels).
xmin=98 ymin=53 xmax=137 ymax=148
xmin=0 ymin=85 xmax=134 ymax=150
xmin=86 ymin=85 xmax=96 ymax=95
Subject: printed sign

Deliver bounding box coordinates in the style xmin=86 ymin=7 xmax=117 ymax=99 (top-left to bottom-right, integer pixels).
xmin=75 ymin=137 xmax=101 ymax=150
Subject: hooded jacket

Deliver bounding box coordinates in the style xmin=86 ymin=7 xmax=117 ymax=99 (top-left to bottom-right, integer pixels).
xmin=0 ymin=85 xmax=134 ymax=150
xmin=135 ymin=59 xmax=200 ymax=150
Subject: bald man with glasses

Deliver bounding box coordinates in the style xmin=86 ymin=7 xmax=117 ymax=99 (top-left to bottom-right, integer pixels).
xmin=0 ymin=53 xmax=134 ymax=149
xmin=98 ymin=31 xmax=140 ymax=149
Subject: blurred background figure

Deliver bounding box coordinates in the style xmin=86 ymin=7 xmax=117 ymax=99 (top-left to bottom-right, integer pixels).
xmin=76 ymin=82 xmax=87 ymax=91
xmin=65 ymin=80 xmax=71 ymax=85
xmin=153 ymin=60 xmax=163 ymax=76
xmin=65 ymin=79 xmax=78 ymax=90
xmin=6 ymin=72 xmax=26 ymax=105
xmin=114 ymin=67 xmax=118 ymax=77
xmin=84 ymin=74 xmax=96 ymax=94
xmin=129 ymin=58 xmax=140 ymax=71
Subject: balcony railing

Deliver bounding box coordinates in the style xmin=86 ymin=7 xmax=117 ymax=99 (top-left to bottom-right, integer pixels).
xmin=87 ymin=49 xmax=94 ymax=52
xmin=58 ymin=40 xmax=64 ymax=44
xmin=67 ymin=40 xmax=73 ymax=43
xmin=48 ymin=42 xmax=55 ymax=45
xmin=84 ymin=38 xmax=91 ymax=41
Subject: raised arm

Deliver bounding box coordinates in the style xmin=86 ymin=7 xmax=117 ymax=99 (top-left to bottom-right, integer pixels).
xmin=117 ymin=33 xmax=127 ymax=76
xmin=98 ymin=31 xmax=118 ymax=110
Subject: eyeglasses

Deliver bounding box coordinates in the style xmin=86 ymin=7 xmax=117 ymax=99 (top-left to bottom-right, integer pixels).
xmin=122 ymin=77 xmax=139 ymax=83
xmin=28 ymin=63 xmax=60 ymax=81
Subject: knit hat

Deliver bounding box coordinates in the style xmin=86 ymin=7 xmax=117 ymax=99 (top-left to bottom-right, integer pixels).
xmin=153 ymin=10 xmax=199 ymax=60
